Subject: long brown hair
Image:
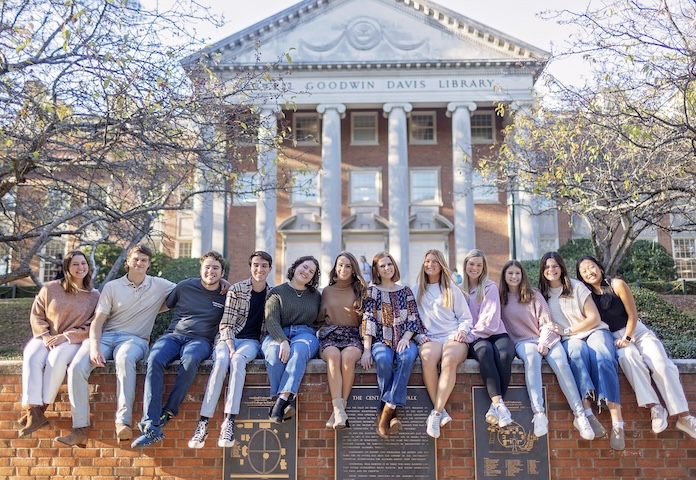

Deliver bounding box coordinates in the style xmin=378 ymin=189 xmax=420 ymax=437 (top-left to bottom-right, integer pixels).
xmin=416 ymin=249 xmax=455 ymax=308
xmin=538 ymin=251 xmax=573 ymax=300
xmin=61 ymin=250 xmax=93 ymax=293
xmin=500 ymin=260 xmax=534 ymax=305
xmin=371 ymin=251 xmax=400 ymax=285
xmin=329 ymin=251 xmax=368 ymax=313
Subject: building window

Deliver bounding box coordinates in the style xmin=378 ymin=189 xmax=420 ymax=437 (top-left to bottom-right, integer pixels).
xmin=409 ymin=112 xmax=436 ymax=144
xmin=232 ymin=172 xmax=259 ymax=206
xmin=472 ymin=171 xmax=499 ymax=203
xmin=293 ymin=113 xmax=320 ymax=146
xmin=351 ymin=112 xmax=378 ymax=145
xmin=290 ymin=170 xmax=320 ymax=205
xmin=673 ymin=237 xmax=696 ymax=279
xmin=410 ymin=168 xmax=441 ymax=205
xmin=42 ymin=239 xmax=66 ymax=283
xmin=349 ymin=169 xmax=381 ymax=205
xmin=178 ymin=186 xmax=194 ymax=210
xmin=471 ymin=112 xmax=495 ymax=144
xmin=178 ymin=241 xmax=192 ymax=258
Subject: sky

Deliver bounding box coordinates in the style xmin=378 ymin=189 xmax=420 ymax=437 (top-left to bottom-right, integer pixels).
xmin=194 ymin=0 xmax=592 ymax=86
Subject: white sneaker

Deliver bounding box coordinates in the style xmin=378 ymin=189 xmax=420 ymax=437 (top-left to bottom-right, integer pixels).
xmin=485 ymin=403 xmax=498 ymax=425
xmin=651 ymin=405 xmax=668 ymax=434
xmin=218 ymin=418 xmax=236 ymax=448
xmin=532 ymin=412 xmax=548 ymax=437
xmin=188 ymin=419 xmax=208 ymax=449
xmin=426 ymin=410 xmax=441 ymax=438
xmin=676 ymin=415 xmax=696 ymax=439
xmin=573 ymin=414 xmax=595 ymax=440
xmin=495 ymin=402 xmax=512 ymax=428
xmin=440 ymin=409 xmax=452 ymax=427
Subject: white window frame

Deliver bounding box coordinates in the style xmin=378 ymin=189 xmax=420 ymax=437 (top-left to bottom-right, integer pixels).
xmin=349 ymin=169 xmax=382 ymax=206
xmin=409 ymin=111 xmax=437 ymax=145
xmin=471 ymin=112 xmax=496 ymax=145
xmin=293 ymin=113 xmax=320 ymax=146
xmin=409 ymin=167 xmax=442 ymax=206
xmin=472 ymin=171 xmax=499 ymax=204
xmin=290 ymin=170 xmax=320 ymax=206
xmin=177 ymin=241 xmax=193 ymax=258
xmin=350 ymin=112 xmax=379 ymax=145
xmin=673 ymin=237 xmax=696 ymax=279
xmin=41 ymin=239 xmax=66 ymax=283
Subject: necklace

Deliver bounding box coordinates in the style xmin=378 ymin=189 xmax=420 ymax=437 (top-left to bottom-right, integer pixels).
xmin=291 ymin=285 xmax=306 ymax=298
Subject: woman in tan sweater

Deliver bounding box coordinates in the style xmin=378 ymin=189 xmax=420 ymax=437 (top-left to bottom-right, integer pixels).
xmin=19 ymin=250 xmax=100 ymax=437
xmin=317 ymin=252 xmax=367 ymax=429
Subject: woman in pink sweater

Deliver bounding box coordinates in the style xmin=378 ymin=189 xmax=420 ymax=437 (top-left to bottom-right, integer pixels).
xmin=499 ymin=260 xmax=594 ymax=440
xmin=19 ymin=250 xmax=100 ymax=437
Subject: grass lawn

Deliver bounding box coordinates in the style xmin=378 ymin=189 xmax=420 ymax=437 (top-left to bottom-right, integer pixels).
xmin=0 ymin=298 xmax=33 ymax=359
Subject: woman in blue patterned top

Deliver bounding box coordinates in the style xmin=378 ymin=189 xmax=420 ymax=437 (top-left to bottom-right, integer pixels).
xmin=361 ymin=251 xmax=425 ymax=438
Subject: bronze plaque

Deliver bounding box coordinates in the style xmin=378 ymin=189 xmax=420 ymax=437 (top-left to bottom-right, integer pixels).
xmin=223 ymin=387 xmax=297 ymax=480
xmin=473 ymin=386 xmax=550 ymax=480
xmin=335 ymin=385 xmax=436 ymax=480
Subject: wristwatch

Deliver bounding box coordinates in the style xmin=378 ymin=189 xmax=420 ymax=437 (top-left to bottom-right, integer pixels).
xmin=624 ymin=335 xmax=632 ymax=342
xmin=563 ymin=327 xmax=572 ymax=336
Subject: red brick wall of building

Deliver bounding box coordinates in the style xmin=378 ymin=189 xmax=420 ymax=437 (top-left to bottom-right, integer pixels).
xmin=2 ymin=360 xmax=695 ymax=479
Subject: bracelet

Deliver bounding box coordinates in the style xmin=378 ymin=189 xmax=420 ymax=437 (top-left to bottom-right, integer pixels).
xmin=563 ymin=327 xmax=572 ymax=336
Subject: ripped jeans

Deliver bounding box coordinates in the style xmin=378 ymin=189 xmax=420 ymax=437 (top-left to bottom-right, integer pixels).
xmin=262 ymin=325 xmax=319 ymax=396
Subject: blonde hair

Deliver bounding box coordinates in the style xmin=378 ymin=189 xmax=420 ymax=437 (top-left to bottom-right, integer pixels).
xmin=461 ymin=249 xmax=489 ymax=304
xmin=416 ymin=249 xmax=455 ymax=308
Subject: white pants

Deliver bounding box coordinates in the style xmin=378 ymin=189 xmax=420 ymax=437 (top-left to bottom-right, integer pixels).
xmin=22 ymin=337 xmax=81 ymax=406
xmin=614 ymin=321 xmax=689 ymax=415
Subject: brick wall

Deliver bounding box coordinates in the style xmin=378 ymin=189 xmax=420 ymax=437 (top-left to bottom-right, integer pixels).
xmin=1 ymin=360 xmax=695 ymax=479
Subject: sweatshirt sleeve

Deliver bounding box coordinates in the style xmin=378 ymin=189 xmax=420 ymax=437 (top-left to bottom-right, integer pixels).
xmin=264 ymin=288 xmax=288 ymax=343
xmin=452 ymin=286 xmax=473 ymax=335
xmin=466 ymin=281 xmax=505 ymax=343
xmin=29 ymin=286 xmax=50 ymax=338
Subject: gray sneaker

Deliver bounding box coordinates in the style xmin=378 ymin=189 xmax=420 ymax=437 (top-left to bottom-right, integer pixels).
xmin=218 ymin=418 xmax=236 ymax=448
xmin=188 ymin=419 xmax=209 ymax=449
xmin=587 ymin=415 xmax=607 ymax=438
xmin=610 ymin=426 xmax=625 ymax=451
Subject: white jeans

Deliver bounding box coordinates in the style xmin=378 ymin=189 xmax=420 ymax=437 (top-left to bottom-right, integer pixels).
xmin=614 ymin=321 xmax=689 ymax=415
xmin=67 ymin=332 xmax=149 ymax=428
xmin=22 ymin=337 xmax=81 ymax=406
xmin=199 ymin=339 xmax=260 ymax=417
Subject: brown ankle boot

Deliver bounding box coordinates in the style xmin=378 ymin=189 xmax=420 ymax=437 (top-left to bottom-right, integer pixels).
xmin=18 ymin=406 xmax=49 ymax=437
xmin=389 ymin=408 xmax=402 ymax=435
xmin=18 ymin=404 xmax=47 ymax=427
xmin=55 ymin=427 xmax=89 ymax=448
xmin=377 ymin=406 xmax=395 ymax=438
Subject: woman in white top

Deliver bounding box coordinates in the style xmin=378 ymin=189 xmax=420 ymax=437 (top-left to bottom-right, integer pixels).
xmin=412 ymin=250 xmax=472 ymax=439
xmin=539 ymin=251 xmax=625 ymax=451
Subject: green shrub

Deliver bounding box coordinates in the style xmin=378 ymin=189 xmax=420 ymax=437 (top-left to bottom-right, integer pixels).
xmin=520 ymin=260 xmax=541 ymax=288
xmin=618 ymin=240 xmax=676 ymax=283
xmin=557 ymin=238 xmax=595 ymax=271
xmin=632 ymin=288 xmax=696 ymax=358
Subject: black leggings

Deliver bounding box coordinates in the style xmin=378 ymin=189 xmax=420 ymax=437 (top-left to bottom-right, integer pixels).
xmin=471 ymin=333 xmax=515 ymax=400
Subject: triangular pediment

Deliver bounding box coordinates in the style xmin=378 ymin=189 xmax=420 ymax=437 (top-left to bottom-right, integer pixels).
xmin=186 ymin=0 xmax=548 ymax=69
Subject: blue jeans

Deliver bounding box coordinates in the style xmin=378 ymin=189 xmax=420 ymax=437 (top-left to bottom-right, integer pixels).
xmin=140 ymin=333 xmax=213 ymax=430
xmin=564 ymin=329 xmax=620 ymax=405
xmin=516 ymin=339 xmax=584 ymax=417
xmin=372 ymin=341 xmax=419 ymax=407
xmin=262 ymin=325 xmax=319 ymax=396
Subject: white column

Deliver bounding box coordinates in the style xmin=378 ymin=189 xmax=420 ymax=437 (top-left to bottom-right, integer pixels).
xmin=192 ymin=127 xmax=216 ymax=257
xmin=317 ymin=104 xmax=346 ymax=285
xmin=447 ymin=102 xmax=477 ymax=270
xmin=509 ymin=101 xmax=540 ymax=260
xmin=256 ymin=105 xmax=280 ymax=257
xmin=383 ymin=103 xmax=412 ymax=283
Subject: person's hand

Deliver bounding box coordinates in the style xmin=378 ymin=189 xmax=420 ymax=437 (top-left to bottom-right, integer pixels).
xmin=45 ymin=334 xmax=67 ymax=349
xmin=90 ymin=345 xmax=105 ymax=367
xmin=416 ymin=335 xmax=430 ymax=346
xmin=278 ymin=340 xmax=290 ymax=363
xmin=396 ymin=338 xmax=411 ymax=353
xmin=537 ymin=344 xmax=549 ymax=356
xmin=615 ymin=337 xmax=630 ymax=349
xmin=453 ymin=331 xmax=467 ymax=343
xmin=360 ymin=350 xmax=373 ymax=369
xmin=220 ymin=279 xmax=232 ymax=294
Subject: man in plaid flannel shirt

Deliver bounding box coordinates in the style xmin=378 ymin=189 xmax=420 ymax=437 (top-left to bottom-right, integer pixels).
xmin=188 ymin=251 xmax=273 ymax=448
